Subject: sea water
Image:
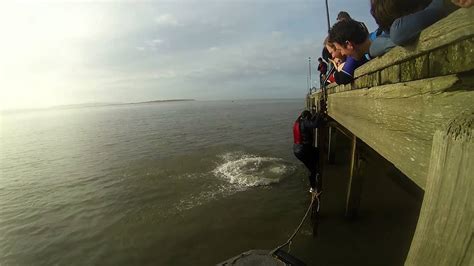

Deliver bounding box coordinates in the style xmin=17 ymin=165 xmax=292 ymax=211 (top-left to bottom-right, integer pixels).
xmin=0 ymin=99 xmax=421 ymax=265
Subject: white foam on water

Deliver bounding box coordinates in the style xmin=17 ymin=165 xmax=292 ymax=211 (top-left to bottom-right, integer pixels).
xmin=173 ymin=152 xmax=295 ymax=214
xmin=213 ymin=153 xmax=293 ymax=188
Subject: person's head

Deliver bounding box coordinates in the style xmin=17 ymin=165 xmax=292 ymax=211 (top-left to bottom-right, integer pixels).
xmin=318 ymin=57 xmax=323 ymax=62
xmin=451 ymin=0 xmax=474 ymax=7
xmin=337 ymin=11 xmax=351 ymax=21
xmin=328 ymin=20 xmax=369 ymax=59
xmin=300 ymin=110 xmax=312 ymax=119
xmin=370 ymin=0 xmax=431 ymax=31
xmin=324 ymin=36 xmax=344 ymax=60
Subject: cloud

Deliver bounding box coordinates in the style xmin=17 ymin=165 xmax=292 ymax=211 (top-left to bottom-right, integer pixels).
xmin=271 ymin=31 xmax=283 ymax=38
xmin=155 ymin=70 xmax=177 ymax=79
xmin=151 ymin=39 xmax=163 ymax=44
xmin=154 ymin=14 xmax=179 ymax=27
xmin=0 ymin=0 xmax=377 ymax=109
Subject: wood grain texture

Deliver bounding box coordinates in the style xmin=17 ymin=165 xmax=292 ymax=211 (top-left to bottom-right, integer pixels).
xmin=327 ymin=75 xmax=474 ymax=189
xmin=405 ymin=113 xmax=473 ymax=265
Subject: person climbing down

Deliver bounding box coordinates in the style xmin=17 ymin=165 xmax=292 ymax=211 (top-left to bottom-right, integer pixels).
xmin=293 ymin=110 xmax=324 ymax=193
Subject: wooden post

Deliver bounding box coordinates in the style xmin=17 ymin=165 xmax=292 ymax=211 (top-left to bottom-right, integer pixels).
xmin=328 ymin=126 xmax=337 ymax=164
xmin=345 ymin=136 xmax=366 ymax=218
xmin=405 ymin=113 xmax=473 ymax=265
xmin=317 ymin=93 xmax=329 ymax=192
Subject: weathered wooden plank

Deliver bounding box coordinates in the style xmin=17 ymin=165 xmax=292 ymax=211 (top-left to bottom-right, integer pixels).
xmin=405 ymin=113 xmax=473 ymax=265
xmin=327 ymin=74 xmax=474 ymax=189
xmin=380 ymin=64 xmax=400 ymax=85
xmin=429 ymin=37 xmax=474 ymax=77
xmin=355 ymin=7 xmax=474 ymax=77
xmin=400 ymin=54 xmax=429 ymax=82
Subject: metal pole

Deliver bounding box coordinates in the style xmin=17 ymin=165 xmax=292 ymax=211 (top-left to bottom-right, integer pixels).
xmin=307 ymin=72 xmax=310 ymax=93
xmin=308 ymin=57 xmax=312 ymax=93
xmin=325 ymin=0 xmax=330 ymax=31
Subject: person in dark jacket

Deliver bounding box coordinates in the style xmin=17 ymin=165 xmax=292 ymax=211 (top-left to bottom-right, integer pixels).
xmin=317 ymin=57 xmax=328 ymax=86
xmin=293 ymin=110 xmax=324 ymax=192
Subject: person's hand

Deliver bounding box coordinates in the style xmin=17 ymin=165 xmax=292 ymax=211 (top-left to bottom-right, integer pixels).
xmin=316 ymin=112 xmax=328 ymax=126
xmin=336 ymin=62 xmax=345 ymax=71
xmin=451 ymin=0 xmax=473 ymax=8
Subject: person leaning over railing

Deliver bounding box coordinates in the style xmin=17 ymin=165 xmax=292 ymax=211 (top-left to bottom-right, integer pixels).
xmin=369 ymin=0 xmax=470 ymax=57
xmin=328 ymin=19 xmax=372 ymax=85
xmin=323 ymin=37 xmax=345 ymax=85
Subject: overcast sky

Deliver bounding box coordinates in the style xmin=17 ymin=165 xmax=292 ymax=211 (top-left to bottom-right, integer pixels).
xmin=0 ymin=0 xmax=376 ymax=110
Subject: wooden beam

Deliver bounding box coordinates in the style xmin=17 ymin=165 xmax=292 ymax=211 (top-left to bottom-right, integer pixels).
xmin=317 ymin=106 xmax=329 ymax=193
xmin=405 ymin=112 xmax=474 ymax=265
xmin=327 ymin=74 xmax=474 ymax=189
xmin=328 ymin=121 xmax=353 ymax=139
xmin=345 ymin=136 xmax=366 ymax=218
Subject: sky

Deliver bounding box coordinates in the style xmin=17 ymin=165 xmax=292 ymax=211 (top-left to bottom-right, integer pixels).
xmin=0 ymin=0 xmax=377 ymax=110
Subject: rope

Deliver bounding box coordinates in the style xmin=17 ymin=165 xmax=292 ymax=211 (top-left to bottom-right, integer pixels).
xmin=270 ymin=190 xmax=322 ymax=256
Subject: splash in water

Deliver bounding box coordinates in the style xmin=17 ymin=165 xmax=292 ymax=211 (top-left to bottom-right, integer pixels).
xmin=213 ymin=152 xmax=294 ymax=187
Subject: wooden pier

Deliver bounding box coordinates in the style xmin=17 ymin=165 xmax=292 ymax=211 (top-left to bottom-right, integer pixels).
xmin=308 ymin=7 xmax=473 ymax=265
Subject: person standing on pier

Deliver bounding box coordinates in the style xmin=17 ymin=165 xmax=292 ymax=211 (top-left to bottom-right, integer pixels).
xmin=317 ymin=57 xmax=328 ymax=86
xmin=293 ymin=110 xmax=324 ymax=192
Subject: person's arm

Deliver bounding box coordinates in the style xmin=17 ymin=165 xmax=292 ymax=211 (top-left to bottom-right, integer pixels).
xmin=303 ymin=113 xmax=323 ymax=128
xmin=390 ymin=0 xmax=456 ymax=45
xmin=333 ymin=57 xmax=359 ymax=85
xmin=334 ymin=71 xmax=353 ymax=85
xmin=370 ymin=35 xmax=396 ymax=57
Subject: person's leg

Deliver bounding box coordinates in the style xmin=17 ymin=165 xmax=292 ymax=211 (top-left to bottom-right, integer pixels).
xmin=305 ymin=147 xmax=321 ymax=191
xmin=295 ymin=147 xmax=320 ymax=189
xmin=301 ymin=151 xmax=318 ymax=189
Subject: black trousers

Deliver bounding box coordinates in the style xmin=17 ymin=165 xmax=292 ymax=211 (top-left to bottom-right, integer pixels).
xmin=294 ymin=144 xmax=319 ymax=189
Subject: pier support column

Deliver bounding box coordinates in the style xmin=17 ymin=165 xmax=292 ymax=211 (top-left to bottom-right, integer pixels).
xmin=317 ymin=125 xmax=329 ymax=193
xmin=345 ymin=136 xmax=366 ymax=218
xmin=328 ymin=127 xmax=337 ymax=164
xmin=405 ymin=113 xmax=474 ymax=265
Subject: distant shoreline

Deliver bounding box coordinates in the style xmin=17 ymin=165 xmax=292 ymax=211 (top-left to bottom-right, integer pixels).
xmin=128 ymin=99 xmax=195 ymax=105
xmin=1 ymin=99 xmax=195 ymax=114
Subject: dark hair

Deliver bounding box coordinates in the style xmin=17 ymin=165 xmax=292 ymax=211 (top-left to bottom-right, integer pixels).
xmin=328 ymin=19 xmax=369 ymax=46
xmin=318 ymin=57 xmax=322 ymax=61
xmin=337 ymin=11 xmax=351 ymax=21
xmin=370 ymin=0 xmax=431 ymax=31
xmin=301 ymin=110 xmax=312 ymax=119
xmin=322 ymin=46 xmax=331 ymax=62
